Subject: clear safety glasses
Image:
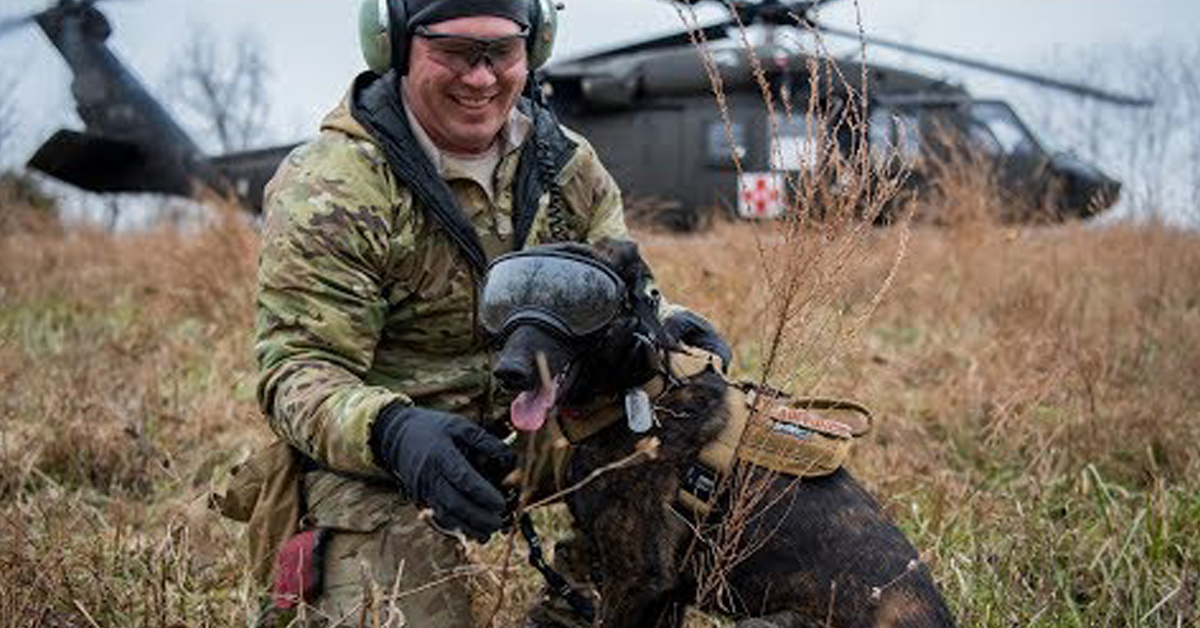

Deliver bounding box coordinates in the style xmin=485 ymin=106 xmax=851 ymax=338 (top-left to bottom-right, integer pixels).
xmin=480 ymin=250 xmax=627 ymax=339
xmin=413 ymin=26 xmax=529 ymax=75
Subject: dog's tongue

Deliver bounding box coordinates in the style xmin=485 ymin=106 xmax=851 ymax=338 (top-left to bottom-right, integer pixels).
xmin=510 ymin=381 xmax=557 ymax=432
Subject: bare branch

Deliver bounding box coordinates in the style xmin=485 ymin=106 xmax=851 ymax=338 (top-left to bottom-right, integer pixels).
xmin=164 ymin=24 xmax=272 ymax=153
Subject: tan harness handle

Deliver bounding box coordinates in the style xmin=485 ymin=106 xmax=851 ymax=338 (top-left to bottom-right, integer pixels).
xmin=739 ymin=383 xmax=874 ymax=438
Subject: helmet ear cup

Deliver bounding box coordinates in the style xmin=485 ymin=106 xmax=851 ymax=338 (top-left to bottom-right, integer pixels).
xmin=527 ymin=0 xmax=558 ymax=70
xmin=358 ymin=0 xmax=407 ymax=74
xmin=358 ymin=0 xmax=391 ymax=74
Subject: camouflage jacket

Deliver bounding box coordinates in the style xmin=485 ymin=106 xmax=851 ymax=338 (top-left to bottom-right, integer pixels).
xmin=255 ymin=75 xmax=628 ymax=479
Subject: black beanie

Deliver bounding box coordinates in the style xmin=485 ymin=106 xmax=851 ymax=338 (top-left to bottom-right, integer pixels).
xmin=407 ymin=0 xmax=531 ymax=29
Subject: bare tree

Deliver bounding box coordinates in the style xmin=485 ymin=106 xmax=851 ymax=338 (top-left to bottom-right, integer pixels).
xmin=165 ymin=24 xmax=272 ymax=153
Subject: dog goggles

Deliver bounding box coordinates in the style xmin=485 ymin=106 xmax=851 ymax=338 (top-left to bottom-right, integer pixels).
xmin=480 ymin=250 xmax=626 ymax=339
xmin=413 ymin=26 xmax=529 ymax=75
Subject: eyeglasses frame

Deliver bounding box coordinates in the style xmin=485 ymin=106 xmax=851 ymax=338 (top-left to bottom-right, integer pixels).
xmin=412 ymin=25 xmax=531 ymax=74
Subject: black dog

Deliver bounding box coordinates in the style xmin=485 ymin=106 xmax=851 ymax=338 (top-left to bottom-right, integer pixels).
xmin=488 ymin=239 xmax=957 ymax=628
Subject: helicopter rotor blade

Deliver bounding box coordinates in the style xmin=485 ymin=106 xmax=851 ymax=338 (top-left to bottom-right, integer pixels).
xmin=573 ymin=18 xmax=736 ymax=63
xmin=818 ymin=23 xmax=1153 ymax=107
xmin=0 ymin=13 xmax=37 ymax=38
xmin=808 ymin=0 xmax=846 ymax=10
xmin=0 ymin=0 xmax=139 ymax=36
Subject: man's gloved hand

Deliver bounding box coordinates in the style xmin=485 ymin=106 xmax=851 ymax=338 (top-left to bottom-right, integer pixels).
xmin=371 ymin=403 xmax=517 ymax=542
xmin=663 ymin=310 xmax=732 ymax=373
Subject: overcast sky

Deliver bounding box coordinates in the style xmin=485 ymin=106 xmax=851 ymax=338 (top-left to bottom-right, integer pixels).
xmin=1 ymin=0 xmax=1197 ymax=222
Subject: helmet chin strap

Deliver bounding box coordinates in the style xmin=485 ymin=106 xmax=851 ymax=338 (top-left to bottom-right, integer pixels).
xmin=524 ymin=70 xmax=575 ymax=243
xmin=525 ymin=68 xmax=548 ymax=106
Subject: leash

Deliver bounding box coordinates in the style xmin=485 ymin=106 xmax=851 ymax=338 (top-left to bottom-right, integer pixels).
xmin=518 ymin=513 xmax=596 ymax=623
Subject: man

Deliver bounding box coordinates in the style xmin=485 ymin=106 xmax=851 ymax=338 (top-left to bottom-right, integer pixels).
xmin=249 ymin=0 xmax=724 ymax=625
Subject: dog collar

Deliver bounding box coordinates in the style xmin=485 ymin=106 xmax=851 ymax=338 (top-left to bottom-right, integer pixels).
xmin=554 ymin=373 xmax=667 ymax=444
xmin=552 ymin=347 xmax=728 ymax=445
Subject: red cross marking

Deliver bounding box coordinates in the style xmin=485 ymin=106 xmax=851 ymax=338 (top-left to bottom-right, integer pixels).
xmin=741 ymin=175 xmax=781 ymax=216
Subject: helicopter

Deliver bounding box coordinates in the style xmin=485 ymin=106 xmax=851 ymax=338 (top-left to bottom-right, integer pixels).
xmin=2 ymin=0 xmax=1147 ymax=225
xmin=1 ymin=0 xmax=296 ymax=210
xmin=542 ymin=0 xmax=1149 ymax=227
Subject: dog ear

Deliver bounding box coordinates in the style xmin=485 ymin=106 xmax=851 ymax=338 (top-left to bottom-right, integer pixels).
xmin=561 ymin=317 xmax=661 ymax=405
xmin=593 ymin=238 xmax=682 ymax=352
xmin=590 ymin=238 xmax=638 ymax=278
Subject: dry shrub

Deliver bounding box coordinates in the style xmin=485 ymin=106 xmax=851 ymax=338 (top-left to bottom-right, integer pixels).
xmin=639 ymin=5 xmax=926 ymax=615
xmin=916 ymin=146 xmax=1007 ymax=227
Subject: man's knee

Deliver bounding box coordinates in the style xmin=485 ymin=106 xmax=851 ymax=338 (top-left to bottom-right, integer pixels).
xmin=315 ymin=513 xmax=474 ymax=626
xmin=299 ymin=470 xmax=475 ymax=627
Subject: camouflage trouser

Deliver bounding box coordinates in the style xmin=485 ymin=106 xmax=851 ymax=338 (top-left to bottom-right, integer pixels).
xmin=292 ymin=470 xmax=474 ymax=627
xmin=269 ymin=427 xmax=593 ymax=628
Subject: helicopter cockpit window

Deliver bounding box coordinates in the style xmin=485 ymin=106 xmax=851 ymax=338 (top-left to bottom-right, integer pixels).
xmin=868 ymin=107 xmax=921 ymax=166
xmin=967 ymin=102 xmax=1040 ymax=158
xmin=706 ymin=121 xmax=747 ymax=169
xmin=769 ymin=116 xmax=818 ymax=171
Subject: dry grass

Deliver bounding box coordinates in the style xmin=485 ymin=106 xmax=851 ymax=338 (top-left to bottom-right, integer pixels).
xmin=2 ymin=173 xmax=1199 ymax=627
xmin=0 ymin=201 xmax=265 ymax=626
xmin=638 ymin=214 xmax=1200 ymax=625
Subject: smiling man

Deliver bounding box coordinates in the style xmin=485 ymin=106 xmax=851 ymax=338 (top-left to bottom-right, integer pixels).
xmin=246 ymin=0 xmax=631 ymax=625
xmin=243 ymin=0 xmax=729 ymax=625
xmin=404 ymin=16 xmax=528 ymax=154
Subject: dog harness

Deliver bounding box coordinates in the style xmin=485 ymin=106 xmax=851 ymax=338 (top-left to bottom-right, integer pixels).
xmin=676 ymin=387 xmax=872 ymax=517
xmin=553 ymin=351 xmax=872 ymax=518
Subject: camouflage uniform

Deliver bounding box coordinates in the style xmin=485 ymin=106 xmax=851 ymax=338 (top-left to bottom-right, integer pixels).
xmin=255 ymin=77 xmax=626 ymax=626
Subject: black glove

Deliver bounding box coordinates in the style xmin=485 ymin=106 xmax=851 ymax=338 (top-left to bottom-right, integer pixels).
xmin=663 ymin=310 xmax=732 ymax=373
xmin=371 ymin=403 xmax=517 ymax=542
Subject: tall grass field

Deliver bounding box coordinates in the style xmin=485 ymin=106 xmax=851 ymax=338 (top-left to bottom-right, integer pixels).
xmin=1 ymin=187 xmax=1197 ymax=626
